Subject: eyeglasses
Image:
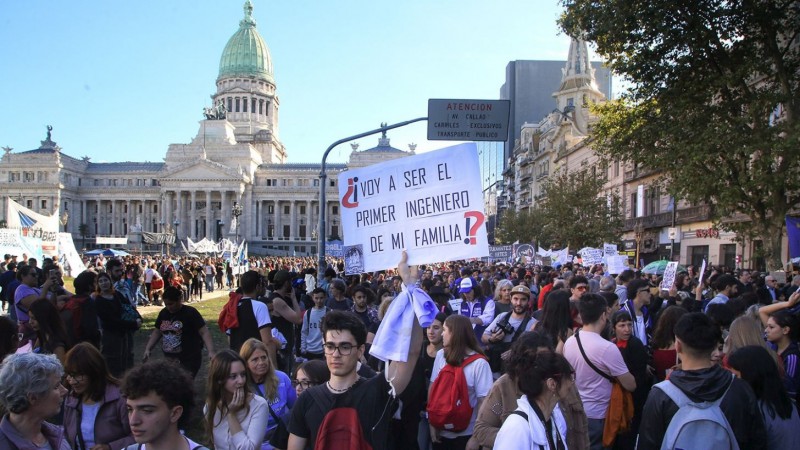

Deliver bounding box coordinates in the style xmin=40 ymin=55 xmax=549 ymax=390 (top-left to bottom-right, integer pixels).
xmin=323 ymin=342 xmax=356 ymax=355
xmin=65 ymin=373 xmax=85 ymax=382
xmin=291 ymin=379 xmax=314 ymax=389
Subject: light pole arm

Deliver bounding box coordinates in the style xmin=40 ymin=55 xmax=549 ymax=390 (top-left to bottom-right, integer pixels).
xmin=317 ymin=117 xmax=428 ymax=283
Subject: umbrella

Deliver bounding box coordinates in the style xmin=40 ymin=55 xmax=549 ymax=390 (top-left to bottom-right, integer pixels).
xmin=84 ymin=248 xmax=131 ymax=257
xmin=641 ymin=260 xmax=686 ymax=275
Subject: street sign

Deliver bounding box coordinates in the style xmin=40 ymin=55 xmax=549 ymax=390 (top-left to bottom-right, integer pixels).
xmin=427 ymin=99 xmax=510 ymax=142
xmin=667 ymin=227 xmax=678 ymax=240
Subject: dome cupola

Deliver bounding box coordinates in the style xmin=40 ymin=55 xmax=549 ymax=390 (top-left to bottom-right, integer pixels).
xmin=218 ymin=0 xmax=273 ymax=83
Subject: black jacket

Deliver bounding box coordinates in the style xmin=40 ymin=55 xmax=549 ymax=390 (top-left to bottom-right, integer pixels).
xmin=636 ymin=364 xmax=766 ymax=450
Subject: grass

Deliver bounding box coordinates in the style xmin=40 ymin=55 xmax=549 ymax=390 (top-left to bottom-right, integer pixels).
xmin=132 ymin=289 xmax=231 ymax=445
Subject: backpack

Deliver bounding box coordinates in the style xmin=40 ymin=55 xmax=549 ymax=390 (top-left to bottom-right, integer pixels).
xmin=60 ymin=295 xmax=101 ymax=347
xmin=427 ymin=353 xmax=486 ymax=432
xmin=656 ymin=374 xmax=739 ymax=450
xmin=308 ymin=381 xmax=374 ymax=450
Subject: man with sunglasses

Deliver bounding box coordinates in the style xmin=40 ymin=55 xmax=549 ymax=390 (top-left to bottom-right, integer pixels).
xmin=621 ymin=278 xmax=653 ymax=346
xmin=569 ymin=275 xmax=590 ymax=327
xmin=287 ymin=252 xmax=424 ymax=450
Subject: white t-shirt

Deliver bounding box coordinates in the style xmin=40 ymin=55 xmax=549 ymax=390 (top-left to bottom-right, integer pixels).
xmin=430 ymin=349 xmax=493 ymax=438
xmin=563 ymin=329 xmax=630 ymax=419
xmin=483 ymin=313 xmax=535 ymax=343
xmin=633 ymin=314 xmax=647 ymax=346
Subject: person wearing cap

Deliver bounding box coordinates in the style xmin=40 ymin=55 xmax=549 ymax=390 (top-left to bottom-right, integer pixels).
xmin=454 ymin=277 xmax=495 ymax=346
xmin=265 ymin=270 xmax=304 ymax=374
xmin=482 ymin=285 xmax=535 ymax=375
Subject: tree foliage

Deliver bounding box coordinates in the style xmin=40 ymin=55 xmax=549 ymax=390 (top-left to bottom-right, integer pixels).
xmin=496 ymin=170 xmax=623 ymax=249
xmin=560 ymin=0 xmax=800 ymax=269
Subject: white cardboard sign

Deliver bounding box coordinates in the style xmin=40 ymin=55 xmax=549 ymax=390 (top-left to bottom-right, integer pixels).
xmin=661 ymin=262 xmax=679 ymax=291
xmin=338 ymin=143 xmax=489 ymax=273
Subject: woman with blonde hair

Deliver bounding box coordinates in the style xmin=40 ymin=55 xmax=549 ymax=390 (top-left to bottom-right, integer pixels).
xmin=724 ymin=315 xmax=781 ymax=370
xmin=239 ymin=338 xmax=295 ymax=450
xmin=205 ymin=349 xmax=268 ymax=450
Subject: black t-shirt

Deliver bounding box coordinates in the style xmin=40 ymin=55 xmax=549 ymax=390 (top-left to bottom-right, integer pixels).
xmin=155 ymin=305 xmax=206 ymax=362
xmin=288 ymin=375 xmax=395 ymax=450
xmin=266 ymin=292 xmax=295 ymax=351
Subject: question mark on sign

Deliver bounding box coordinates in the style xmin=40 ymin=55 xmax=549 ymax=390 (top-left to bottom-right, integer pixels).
xmin=463 ymin=211 xmax=485 ymax=245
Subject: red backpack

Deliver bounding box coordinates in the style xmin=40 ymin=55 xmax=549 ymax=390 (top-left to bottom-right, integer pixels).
xmin=308 ymin=382 xmax=374 ymax=450
xmin=427 ymin=353 xmax=486 ymax=432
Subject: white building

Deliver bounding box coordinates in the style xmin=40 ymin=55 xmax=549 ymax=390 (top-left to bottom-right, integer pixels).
xmin=0 ymin=1 xmax=411 ymax=256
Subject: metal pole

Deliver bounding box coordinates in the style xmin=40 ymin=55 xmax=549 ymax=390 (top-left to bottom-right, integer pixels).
xmin=670 ymin=199 xmax=677 ymax=261
xmin=317 ymin=117 xmax=428 ymax=283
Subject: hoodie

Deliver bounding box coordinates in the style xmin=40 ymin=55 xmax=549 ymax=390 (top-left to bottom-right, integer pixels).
xmin=636 ymin=364 xmax=767 ymax=450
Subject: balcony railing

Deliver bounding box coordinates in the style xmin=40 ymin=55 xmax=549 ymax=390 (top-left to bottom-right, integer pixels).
xmin=623 ymin=205 xmax=713 ymax=231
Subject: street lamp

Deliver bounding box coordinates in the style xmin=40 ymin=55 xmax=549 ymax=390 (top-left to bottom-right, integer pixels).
xmin=231 ymin=201 xmax=243 ymax=285
xmin=634 ymin=222 xmax=645 ymax=269
xmin=173 ymin=219 xmax=180 ymax=256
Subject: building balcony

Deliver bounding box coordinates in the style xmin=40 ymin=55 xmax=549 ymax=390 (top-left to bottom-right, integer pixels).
xmin=623 ymin=205 xmax=713 ymax=231
xmin=624 ymin=166 xmax=658 ymax=182
xmin=535 ymin=170 xmax=549 ymax=180
xmin=519 ymin=173 xmax=532 ymax=183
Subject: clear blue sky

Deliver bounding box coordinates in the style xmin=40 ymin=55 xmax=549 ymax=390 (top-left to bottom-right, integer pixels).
xmin=0 ymin=0 xmax=599 ymax=164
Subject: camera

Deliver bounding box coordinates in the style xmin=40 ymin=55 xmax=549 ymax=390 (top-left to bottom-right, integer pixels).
xmin=496 ymin=320 xmax=515 ymax=336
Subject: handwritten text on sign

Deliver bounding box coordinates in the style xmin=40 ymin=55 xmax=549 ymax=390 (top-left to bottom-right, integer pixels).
xmin=338 ymin=143 xmax=489 ymax=273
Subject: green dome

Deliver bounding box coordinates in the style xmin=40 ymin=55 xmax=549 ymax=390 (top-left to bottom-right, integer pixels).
xmin=218 ymin=0 xmax=273 ymax=82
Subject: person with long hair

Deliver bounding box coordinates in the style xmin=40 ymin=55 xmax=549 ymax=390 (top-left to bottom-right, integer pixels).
xmin=649 ymin=306 xmax=688 ymax=381
xmin=474 ymin=331 xmax=589 ymax=450
xmin=419 ymin=312 xmax=447 ymax=450
xmin=429 ymin=314 xmax=493 ymax=450
xmin=762 ymin=310 xmax=800 ymax=403
xmin=205 ymin=349 xmax=268 ymax=450
xmin=724 ymin=315 xmax=781 ymax=371
xmin=494 ymin=350 xmax=574 ymax=450
xmin=59 ymin=270 xmax=101 ymax=348
xmin=0 ymin=353 xmax=70 ymax=449
xmin=94 ymin=271 xmax=141 ymax=378
xmin=62 ymin=342 xmax=135 ymax=450
xmin=0 ymin=315 xmax=19 ymax=359
xmin=239 ymin=338 xmax=295 ymax=450
xmin=292 ymin=359 xmax=330 ymax=398
xmin=728 ymin=346 xmax=800 ymax=450
xmin=29 ymin=298 xmax=71 ymax=364
xmin=534 ymin=289 xmax=573 ymax=353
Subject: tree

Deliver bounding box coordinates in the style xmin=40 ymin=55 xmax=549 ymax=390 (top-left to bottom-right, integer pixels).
xmin=494 ymin=208 xmax=544 ymax=245
xmin=536 ymin=169 xmax=624 ymax=249
xmin=560 ymin=0 xmax=800 ymax=270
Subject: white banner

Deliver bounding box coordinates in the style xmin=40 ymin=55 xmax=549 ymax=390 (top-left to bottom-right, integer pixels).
xmin=0 ymin=229 xmax=43 ymax=261
xmin=661 ymin=262 xmax=679 ymax=291
xmin=603 ymin=243 xmax=618 ymax=264
xmin=608 ymin=255 xmax=630 ymax=275
xmin=57 ymin=233 xmax=86 ymax=278
xmin=6 ymin=198 xmax=59 ymax=257
xmin=579 ymin=248 xmax=604 ymax=266
xmin=95 ymin=236 xmax=128 ymax=245
xmin=338 ymin=143 xmax=489 ymax=273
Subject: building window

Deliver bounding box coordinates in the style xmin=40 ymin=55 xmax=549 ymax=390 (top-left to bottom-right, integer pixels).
xmin=251 ymin=98 xmax=256 ymax=113
xmin=259 ymin=100 xmax=264 ymax=115
xmin=313 ymin=179 xmax=319 ymax=187
xmin=283 ymin=205 xmax=290 ymax=214
xmin=153 ymin=204 xmax=158 ymax=213
xmin=629 ymin=193 xmax=638 ymax=219
xmin=690 ymin=246 xmax=709 ymax=269
xmin=614 ymin=161 xmax=620 ymax=177
xmin=227 ymin=97 xmax=233 ymax=113
xmin=331 ymin=226 xmax=339 ymax=237
xmin=283 ymin=225 xmax=290 ymax=238
xmin=243 ymin=97 xmax=248 ymax=112
xmin=268 ymin=205 xmax=274 ymax=214
xmin=330 ymin=180 xmax=335 ymax=187
xmin=332 ymin=206 xmax=339 ymax=215
xmin=26 ymin=200 xmax=33 ymax=209
xmin=138 ymin=204 xmax=143 ymax=213
xmin=645 ymin=186 xmax=660 ymax=216
xmin=41 ymin=200 xmax=47 ymax=209
xmin=299 ymin=225 xmax=306 ymax=237
xmin=721 ymin=244 xmax=736 ymax=270
xmin=299 ymin=205 xmax=306 ymax=214
xmin=235 ymin=98 xmax=240 ymax=112
xmin=268 ymin=224 xmax=274 ymax=237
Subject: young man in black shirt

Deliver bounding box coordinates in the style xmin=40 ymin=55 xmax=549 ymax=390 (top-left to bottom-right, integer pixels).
xmin=287 ymin=251 xmax=423 ymax=450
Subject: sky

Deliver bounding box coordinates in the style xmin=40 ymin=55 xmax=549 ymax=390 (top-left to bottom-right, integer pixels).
xmin=0 ymin=0 xmax=602 ymax=165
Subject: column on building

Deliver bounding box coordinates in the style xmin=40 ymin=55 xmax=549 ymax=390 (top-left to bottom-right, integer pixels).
xmin=306 ymin=200 xmax=313 ymax=240
xmin=164 ymin=192 xmax=173 ymax=235
xmin=188 ymin=190 xmax=196 ymax=241
xmin=176 ymin=191 xmax=184 ymax=239
xmin=274 ymin=200 xmax=281 ymax=240
xmin=289 ymin=200 xmax=297 ymax=241
xmin=244 ymin=186 xmax=253 ymax=241
xmin=206 ymin=190 xmax=213 ymax=239
xmin=221 ymin=190 xmax=230 ymax=238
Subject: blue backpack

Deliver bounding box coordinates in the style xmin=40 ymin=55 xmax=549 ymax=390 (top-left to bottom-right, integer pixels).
xmin=655 ymin=374 xmax=739 ymax=450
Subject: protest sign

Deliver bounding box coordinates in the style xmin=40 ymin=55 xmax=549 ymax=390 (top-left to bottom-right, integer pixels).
xmin=580 ymin=248 xmax=604 ymax=266
xmin=338 ymin=143 xmax=488 ymax=273
xmin=698 ymin=259 xmax=707 ymax=285
xmin=603 ymin=243 xmax=618 ymax=264
xmin=515 ymin=244 xmax=534 ymax=262
xmin=608 ymin=255 xmax=629 ymax=275
xmin=489 ymin=245 xmax=513 ymax=262
xmin=661 ymin=262 xmax=679 ymax=291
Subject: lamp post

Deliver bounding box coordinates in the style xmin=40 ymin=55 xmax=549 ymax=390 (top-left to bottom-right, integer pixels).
xmin=173 ymin=219 xmax=180 ymax=256
xmin=634 ymin=222 xmax=645 ymax=269
xmin=231 ymin=201 xmax=243 ymax=285
xmin=158 ymin=220 xmax=165 ymax=255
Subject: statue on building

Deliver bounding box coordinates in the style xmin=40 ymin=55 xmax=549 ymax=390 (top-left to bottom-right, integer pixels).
xmin=40 ymin=125 xmax=57 ymax=149
xmin=130 ymin=215 xmax=143 ymax=233
xmin=203 ymin=99 xmax=228 ymax=120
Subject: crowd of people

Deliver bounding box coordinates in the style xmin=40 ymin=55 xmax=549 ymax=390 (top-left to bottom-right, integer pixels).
xmin=0 ymin=249 xmax=799 ymax=449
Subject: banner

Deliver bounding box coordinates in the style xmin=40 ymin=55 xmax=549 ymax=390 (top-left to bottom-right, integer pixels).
xmin=6 ymin=198 xmax=59 ymax=257
xmin=57 ymin=233 xmax=86 ymax=278
xmin=488 ymin=245 xmax=513 ymax=262
xmin=787 ymin=216 xmax=800 ymax=259
xmin=660 ymin=261 xmax=679 ymax=291
xmin=96 ymin=236 xmax=128 ymax=245
xmin=0 ymin=229 xmax=43 ymax=261
xmin=514 ymin=244 xmax=535 ymax=262
xmin=579 ymin=248 xmax=604 ymax=266
xmin=142 ymin=232 xmax=176 ymax=245
xmin=327 ymin=240 xmax=344 ymax=258
xmin=338 ymin=143 xmax=488 ymax=273
xmin=603 ymin=243 xmax=618 ymax=264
